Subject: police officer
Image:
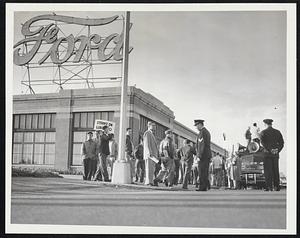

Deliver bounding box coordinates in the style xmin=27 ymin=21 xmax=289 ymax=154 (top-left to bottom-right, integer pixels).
xmin=194 ymin=119 xmax=212 ymax=191
xmin=81 ymin=131 xmax=98 ymax=180
xmin=260 ymin=119 xmax=284 ymax=191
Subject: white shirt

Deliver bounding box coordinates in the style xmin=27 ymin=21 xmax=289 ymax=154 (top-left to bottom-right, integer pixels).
xmin=250 ymin=126 xmax=260 ymax=139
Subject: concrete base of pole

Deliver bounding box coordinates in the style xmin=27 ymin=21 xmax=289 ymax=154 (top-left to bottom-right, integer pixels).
xmin=111 ymin=160 xmax=132 ymax=184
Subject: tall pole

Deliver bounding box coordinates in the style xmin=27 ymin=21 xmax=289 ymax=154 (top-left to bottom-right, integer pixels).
xmin=111 ymin=11 xmax=132 ymax=184
xmin=117 ymin=11 xmax=130 ymax=162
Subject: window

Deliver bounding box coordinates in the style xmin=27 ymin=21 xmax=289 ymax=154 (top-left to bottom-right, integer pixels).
xmin=13 ymin=114 xmax=56 ymax=130
xmin=71 ymin=111 xmax=114 ymax=165
xmin=12 ymin=113 xmax=56 ymax=165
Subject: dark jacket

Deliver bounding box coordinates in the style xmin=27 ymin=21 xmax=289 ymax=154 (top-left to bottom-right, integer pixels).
xmin=196 ymin=127 xmax=212 ymax=160
xmin=179 ymin=144 xmax=196 ymax=163
xmin=125 ymin=135 xmax=133 ymax=157
xmin=260 ymin=126 xmax=284 ymax=158
xmin=98 ymin=133 xmax=110 ymax=155
xmin=134 ymin=144 xmax=144 ymax=160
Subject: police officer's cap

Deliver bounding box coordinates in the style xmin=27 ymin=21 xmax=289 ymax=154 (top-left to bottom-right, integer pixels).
xmin=87 ymin=131 xmax=93 ymax=135
xmin=194 ymin=119 xmax=204 ymax=126
xmin=165 ymin=129 xmax=172 ymax=135
xmin=263 ymin=119 xmax=273 ymax=125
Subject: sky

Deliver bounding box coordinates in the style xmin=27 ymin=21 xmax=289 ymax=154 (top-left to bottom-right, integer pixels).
xmin=13 ymin=10 xmax=287 ymax=173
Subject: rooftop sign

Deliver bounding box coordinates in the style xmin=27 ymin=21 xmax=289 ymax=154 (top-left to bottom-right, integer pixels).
xmin=13 ymin=14 xmax=133 ymax=66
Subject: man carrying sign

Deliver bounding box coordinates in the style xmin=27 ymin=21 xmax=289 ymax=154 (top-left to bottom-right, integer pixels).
xmin=94 ymin=126 xmax=111 ymax=182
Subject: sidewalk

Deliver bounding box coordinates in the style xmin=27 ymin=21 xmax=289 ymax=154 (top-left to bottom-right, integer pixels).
xmin=60 ymin=174 xmax=187 ymax=191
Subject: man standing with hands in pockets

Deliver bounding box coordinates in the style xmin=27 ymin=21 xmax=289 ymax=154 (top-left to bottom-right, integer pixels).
xmin=143 ymin=121 xmax=159 ymax=186
xmin=194 ymin=119 xmax=212 ymax=191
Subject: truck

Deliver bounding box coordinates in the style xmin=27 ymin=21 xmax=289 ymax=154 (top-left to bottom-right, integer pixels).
xmin=237 ymin=143 xmax=265 ymax=189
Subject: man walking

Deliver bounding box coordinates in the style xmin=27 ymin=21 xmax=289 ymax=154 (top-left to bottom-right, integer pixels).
xmin=179 ymin=139 xmax=196 ymax=189
xmin=134 ymin=136 xmax=145 ymax=183
xmin=81 ymin=131 xmax=98 ymax=180
xmin=94 ymin=126 xmax=111 ymax=182
xmin=143 ymin=121 xmax=159 ymax=186
xmin=194 ymin=119 xmax=212 ymax=191
xmin=153 ymin=129 xmax=176 ymax=187
xmin=260 ymin=119 xmax=284 ymax=191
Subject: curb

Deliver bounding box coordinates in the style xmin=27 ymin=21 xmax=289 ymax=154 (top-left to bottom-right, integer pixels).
xmin=60 ymin=174 xmax=187 ymax=191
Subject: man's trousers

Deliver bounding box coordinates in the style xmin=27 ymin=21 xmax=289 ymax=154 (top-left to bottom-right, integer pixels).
xmin=264 ymin=156 xmax=280 ymax=190
xmin=94 ymin=153 xmax=109 ymax=181
xmin=83 ymin=158 xmax=97 ymax=180
xmin=198 ymin=159 xmax=210 ymax=190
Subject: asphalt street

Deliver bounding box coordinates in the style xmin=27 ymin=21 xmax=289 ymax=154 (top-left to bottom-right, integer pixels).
xmin=11 ymin=177 xmax=286 ymax=229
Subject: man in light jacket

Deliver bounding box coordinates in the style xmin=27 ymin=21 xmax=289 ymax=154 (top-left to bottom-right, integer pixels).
xmin=143 ymin=121 xmax=159 ymax=186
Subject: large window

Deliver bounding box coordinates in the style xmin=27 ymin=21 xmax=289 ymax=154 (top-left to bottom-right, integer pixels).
xmin=72 ymin=111 xmax=114 ymax=166
xmin=139 ymin=115 xmax=168 ymax=143
xmin=13 ymin=113 xmax=55 ymax=165
xmin=12 ymin=114 xmax=56 ymax=165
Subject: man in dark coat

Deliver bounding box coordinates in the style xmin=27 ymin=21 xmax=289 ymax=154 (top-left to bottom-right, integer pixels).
xmin=178 ymin=139 xmax=196 ymax=189
xmin=194 ymin=119 xmax=212 ymax=191
xmin=260 ymin=119 xmax=284 ymax=191
xmin=81 ymin=131 xmax=97 ymax=180
xmin=94 ymin=126 xmax=111 ymax=182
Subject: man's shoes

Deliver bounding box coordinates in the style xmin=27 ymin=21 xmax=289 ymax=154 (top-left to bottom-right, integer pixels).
xmin=264 ymin=188 xmax=272 ymax=191
xmin=164 ymin=180 xmax=168 ymax=187
xmin=182 ymin=186 xmax=188 ymax=190
xmin=196 ymin=187 xmax=207 ymax=191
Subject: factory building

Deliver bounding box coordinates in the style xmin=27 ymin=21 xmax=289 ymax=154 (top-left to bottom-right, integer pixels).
xmin=12 ymin=86 xmax=227 ymax=172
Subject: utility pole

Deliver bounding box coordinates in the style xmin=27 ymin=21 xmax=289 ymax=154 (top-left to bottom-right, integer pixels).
xmin=111 ymin=11 xmax=132 ymax=184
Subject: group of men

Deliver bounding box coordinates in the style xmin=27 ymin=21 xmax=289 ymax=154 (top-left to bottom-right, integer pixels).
xmin=143 ymin=119 xmax=212 ymax=191
xmin=81 ymin=117 xmax=284 ymax=192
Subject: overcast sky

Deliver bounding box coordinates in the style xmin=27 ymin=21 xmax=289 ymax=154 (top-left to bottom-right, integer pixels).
xmin=13 ymin=10 xmax=287 ymax=173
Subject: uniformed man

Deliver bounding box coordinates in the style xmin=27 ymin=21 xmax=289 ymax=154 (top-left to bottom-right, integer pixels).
xmin=194 ymin=119 xmax=212 ymax=191
xmin=153 ymin=129 xmax=175 ymax=187
xmin=81 ymin=131 xmax=98 ymax=181
xmin=260 ymin=119 xmax=284 ymax=191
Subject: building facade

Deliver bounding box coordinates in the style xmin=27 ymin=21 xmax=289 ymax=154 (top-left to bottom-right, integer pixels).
xmin=12 ymin=86 xmax=227 ymax=172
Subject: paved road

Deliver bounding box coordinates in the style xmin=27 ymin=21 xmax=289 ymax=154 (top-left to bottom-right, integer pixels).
xmin=11 ymin=177 xmax=286 ymax=229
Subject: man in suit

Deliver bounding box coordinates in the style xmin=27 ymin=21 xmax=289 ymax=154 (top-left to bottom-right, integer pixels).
xmin=81 ymin=131 xmax=98 ymax=181
xmin=94 ymin=126 xmax=111 ymax=182
xmin=194 ymin=119 xmax=212 ymax=191
xmin=260 ymin=119 xmax=284 ymax=191
xmin=143 ymin=121 xmax=159 ymax=186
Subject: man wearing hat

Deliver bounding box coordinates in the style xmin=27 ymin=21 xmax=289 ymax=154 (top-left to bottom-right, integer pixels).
xmin=81 ymin=131 xmax=98 ymax=180
xmin=153 ymin=129 xmax=176 ymax=187
xmin=94 ymin=125 xmax=111 ymax=182
xmin=194 ymin=119 xmax=212 ymax=191
xmin=260 ymin=119 xmax=284 ymax=191
xmin=143 ymin=121 xmax=159 ymax=186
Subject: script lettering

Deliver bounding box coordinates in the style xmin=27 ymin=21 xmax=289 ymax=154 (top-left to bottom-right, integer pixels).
xmin=13 ymin=14 xmax=133 ymax=66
